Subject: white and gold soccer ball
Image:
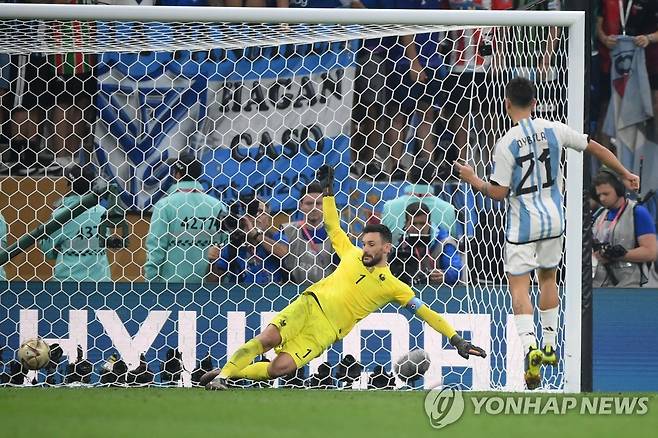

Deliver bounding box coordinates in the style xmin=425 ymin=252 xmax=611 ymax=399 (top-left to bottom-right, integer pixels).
xmin=18 ymin=338 xmax=51 ymax=370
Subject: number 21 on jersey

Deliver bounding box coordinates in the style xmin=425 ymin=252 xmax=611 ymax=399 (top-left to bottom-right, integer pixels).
xmin=514 ymin=148 xmax=555 ymax=195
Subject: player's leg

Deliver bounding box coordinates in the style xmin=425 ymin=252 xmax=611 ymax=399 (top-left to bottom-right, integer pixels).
xmin=227 ymin=352 xmax=289 ymax=382
xmin=506 ymin=242 xmax=542 ymax=390
xmin=230 ymin=346 xmax=319 ymax=383
xmin=230 ymin=331 xmax=326 ymax=382
xmin=232 ymin=298 xmax=337 ymax=382
xmin=509 ymin=272 xmax=542 ymax=389
xmin=536 ymin=237 xmax=563 ymax=366
xmin=267 ymin=352 xmax=298 ymax=378
xmin=537 ymin=267 xmax=559 ymax=365
xmin=203 ymin=296 xmax=311 ymax=388
xmin=271 ymin=297 xmax=336 ymax=377
xmin=224 ymin=324 xmax=282 ymax=376
xmin=208 ymin=297 xmax=335 ymax=387
xmin=201 ymin=323 xmax=282 ymax=388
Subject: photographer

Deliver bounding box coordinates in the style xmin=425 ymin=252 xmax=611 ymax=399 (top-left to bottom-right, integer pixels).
xmin=209 ymin=197 xmax=289 ymax=285
xmin=144 ymin=152 xmax=228 ymax=283
xmin=592 ymin=170 xmax=657 ymax=287
xmin=389 ymin=202 xmax=463 ymax=286
xmin=281 ymin=182 xmax=337 ymax=288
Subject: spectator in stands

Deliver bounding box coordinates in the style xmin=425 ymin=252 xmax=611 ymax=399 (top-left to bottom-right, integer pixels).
xmin=486 ymin=1 xmax=562 ymax=166
xmin=281 ymin=182 xmax=335 ymax=287
xmin=389 ymin=202 xmax=462 ymax=286
xmin=0 ymin=212 xmax=6 ymax=281
xmin=443 ymin=0 xmax=512 ymax=168
xmin=40 ymin=0 xmax=99 ymax=175
xmin=350 ymin=0 xmax=391 ymax=180
xmin=209 ymin=197 xmax=289 ymax=285
xmin=597 ymin=0 xmax=658 ymax=132
xmin=592 ymin=170 xmax=657 ymax=287
xmin=39 ymin=165 xmax=112 ymax=282
xmin=381 ymin=166 xmax=457 ymax=245
xmin=0 ymin=0 xmax=99 ymax=176
xmin=34 ymin=0 xmax=98 ymax=176
xmin=0 ymin=0 xmax=98 ymax=176
xmin=4 ymin=49 xmax=50 ymax=176
xmin=383 ymin=0 xmax=447 ymax=180
xmin=144 ymin=152 xmax=228 ymax=283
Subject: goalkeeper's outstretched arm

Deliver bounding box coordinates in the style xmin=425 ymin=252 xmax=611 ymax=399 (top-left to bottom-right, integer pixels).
xmin=317 ymin=165 xmax=356 ymax=257
xmin=405 ymin=297 xmax=487 ymax=359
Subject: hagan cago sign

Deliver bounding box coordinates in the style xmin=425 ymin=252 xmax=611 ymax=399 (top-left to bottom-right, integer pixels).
xmin=2 ymin=283 xmax=561 ymax=389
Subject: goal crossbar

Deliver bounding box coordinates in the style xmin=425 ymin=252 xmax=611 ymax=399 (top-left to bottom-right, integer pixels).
xmin=0 ymin=4 xmax=584 ymax=27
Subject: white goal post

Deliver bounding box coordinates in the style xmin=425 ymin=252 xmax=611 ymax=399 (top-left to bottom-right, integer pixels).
xmin=0 ymin=4 xmax=585 ymax=392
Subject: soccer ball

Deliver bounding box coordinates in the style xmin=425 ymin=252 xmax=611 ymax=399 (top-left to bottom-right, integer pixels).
xmin=394 ymin=348 xmax=431 ymax=382
xmin=18 ymin=338 xmax=51 ymax=370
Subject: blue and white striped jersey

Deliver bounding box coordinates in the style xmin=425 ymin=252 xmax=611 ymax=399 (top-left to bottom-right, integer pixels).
xmin=490 ymin=118 xmax=588 ymax=243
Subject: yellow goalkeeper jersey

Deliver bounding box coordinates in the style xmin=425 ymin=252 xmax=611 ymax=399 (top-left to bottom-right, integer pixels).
xmin=305 ymin=196 xmax=416 ymax=340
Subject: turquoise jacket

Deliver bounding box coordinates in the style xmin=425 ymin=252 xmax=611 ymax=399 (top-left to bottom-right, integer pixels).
xmin=0 ymin=213 xmax=7 ymax=281
xmin=381 ymin=184 xmax=458 ymax=245
xmin=40 ymin=195 xmax=112 ymax=282
xmin=144 ymin=181 xmax=228 ymax=283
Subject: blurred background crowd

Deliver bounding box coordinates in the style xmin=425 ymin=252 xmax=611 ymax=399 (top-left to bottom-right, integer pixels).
xmin=0 ymin=0 xmax=656 ymax=288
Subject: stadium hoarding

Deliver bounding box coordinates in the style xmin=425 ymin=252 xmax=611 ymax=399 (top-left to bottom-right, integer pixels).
xmin=6 ymin=285 xmax=656 ymax=391
xmin=1 ymin=282 xmax=560 ymax=390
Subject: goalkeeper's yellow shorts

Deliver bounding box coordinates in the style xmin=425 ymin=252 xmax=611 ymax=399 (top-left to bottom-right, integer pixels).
xmin=270 ymin=293 xmax=337 ymax=368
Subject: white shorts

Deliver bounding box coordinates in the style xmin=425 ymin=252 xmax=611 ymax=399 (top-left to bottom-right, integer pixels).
xmin=505 ymin=236 xmax=564 ymax=276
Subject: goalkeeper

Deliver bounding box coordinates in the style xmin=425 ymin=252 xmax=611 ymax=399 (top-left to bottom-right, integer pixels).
xmin=201 ymin=166 xmax=486 ymax=390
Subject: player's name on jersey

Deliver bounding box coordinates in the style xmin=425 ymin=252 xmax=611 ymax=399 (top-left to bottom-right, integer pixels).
xmin=516 ymin=131 xmax=547 ymax=147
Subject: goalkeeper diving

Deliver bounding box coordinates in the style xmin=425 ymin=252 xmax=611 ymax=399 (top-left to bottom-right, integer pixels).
xmin=201 ymin=166 xmax=486 ymax=390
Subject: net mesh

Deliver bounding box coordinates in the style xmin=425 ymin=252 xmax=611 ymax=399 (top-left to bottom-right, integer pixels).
xmin=0 ymin=15 xmax=572 ymax=391
xmin=0 ymin=20 xmax=472 ymax=53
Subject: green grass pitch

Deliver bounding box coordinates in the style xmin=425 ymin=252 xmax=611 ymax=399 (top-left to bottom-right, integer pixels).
xmin=1 ymin=388 xmax=656 ymax=438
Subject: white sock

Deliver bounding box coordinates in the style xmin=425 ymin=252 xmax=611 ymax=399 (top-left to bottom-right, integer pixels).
xmin=514 ymin=314 xmax=537 ymax=353
xmin=540 ymin=306 xmax=559 ymax=350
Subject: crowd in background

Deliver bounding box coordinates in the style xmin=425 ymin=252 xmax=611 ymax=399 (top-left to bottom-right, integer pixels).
xmin=0 ymin=0 xmax=656 ymax=288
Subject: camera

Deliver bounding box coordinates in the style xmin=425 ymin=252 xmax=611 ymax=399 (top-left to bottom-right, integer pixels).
xmin=221 ymin=196 xmax=263 ymax=248
xmin=593 ymin=239 xmax=628 ymax=286
xmin=592 ymin=240 xmax=628 ymax=260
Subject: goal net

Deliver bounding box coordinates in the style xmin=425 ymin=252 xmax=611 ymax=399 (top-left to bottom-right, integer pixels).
xmin=0 ymin=5 xmax=584 ymax=391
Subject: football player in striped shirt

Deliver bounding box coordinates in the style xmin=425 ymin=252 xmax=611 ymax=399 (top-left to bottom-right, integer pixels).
xmin=455 ymin=77 xmax=639 ymax=389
